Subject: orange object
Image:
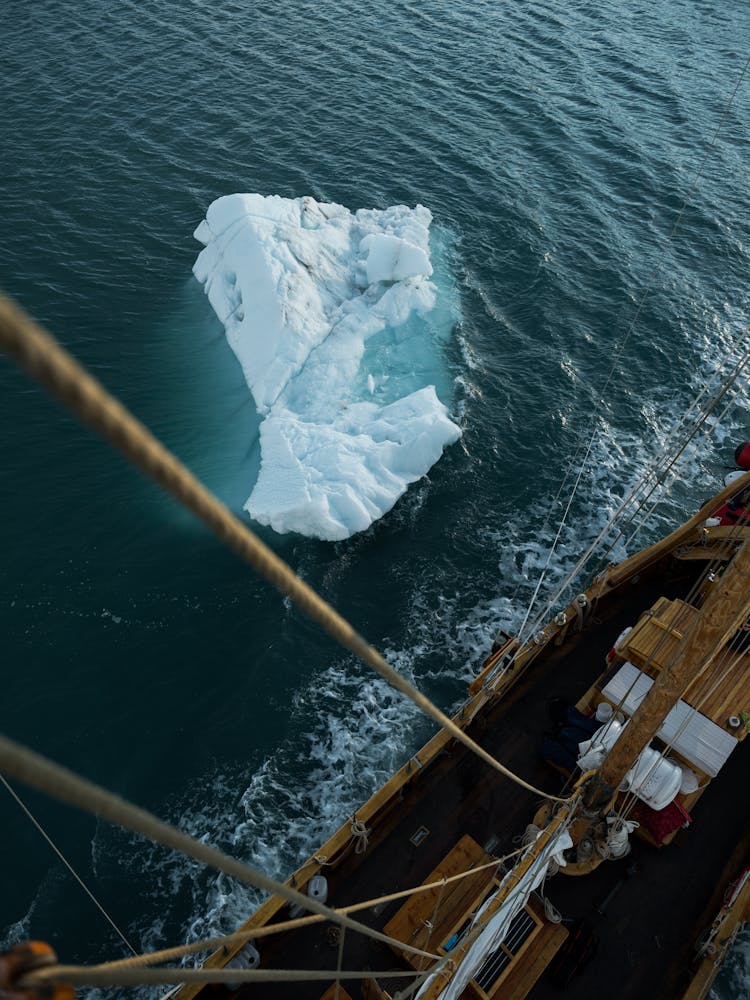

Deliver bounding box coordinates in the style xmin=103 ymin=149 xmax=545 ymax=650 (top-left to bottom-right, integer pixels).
xmin=0 ymin=943 xmax=74 ymax=1000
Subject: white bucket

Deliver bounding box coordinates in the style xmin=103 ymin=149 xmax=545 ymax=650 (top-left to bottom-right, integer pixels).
xmin=595 ymin=702 xmax=614 ymax=723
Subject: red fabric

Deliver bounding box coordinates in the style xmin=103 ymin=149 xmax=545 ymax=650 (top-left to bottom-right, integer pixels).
xmin=712 ymin=502 xmax=750 ymax=526
xmin=633 ymin=798 xmax=692 ymax=845
xmin=736 ymin=441 xmax=750 ymax=469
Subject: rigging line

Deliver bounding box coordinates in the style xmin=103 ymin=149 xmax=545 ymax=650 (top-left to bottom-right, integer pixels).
xmin=516 ymin=53 xmax=750 ymax=637
xmin=520 ymin=286 xmax=750 ymax=636
xmin=518 ymin=406 xmax=750 ymax=658
xmin=334 ymin=924 xmax=346 ymax=1000
xmin=606 ymin=342 xmax=750 ymax=556
xmin=67 ymin=853 xmax=523 ymax=973
xmin=622 ymin=377 xmax=750 ymax=554
xmin=516 ymin=424 xmax=600 ymax=643
xmin=21 ymin=966 xmax=425 ymax=988
xmin=0 ymin=734 xmax=441 ymax=966
xmin=509 ymin=287 xmax=750 ymax=629
xmin=394 ymin=959 xmax=447 ymax=1000
xmin=505 ymin=424 xmax=586 ymax=623
xmin=0 ymin=775 xmax=138 ymax=957
xmin=0 ymin=294 xmax=568 ymax=806
xmin=597 ymin=393 xmax=749 ymax=608
xmin=507 ymin=487 xmax=748 ymax=711
xmin=622 ymin=414 xmax=747 ymax=562
xmin=522 ymin=362 xmax=749 ymax=651
xmin=418 ymin=878 xmax=448 ymax=972
xmin=592 ymin=342 xmax=750 ymax=576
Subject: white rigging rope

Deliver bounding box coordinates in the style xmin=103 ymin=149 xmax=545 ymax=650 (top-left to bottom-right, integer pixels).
xmin=594 ymin=338 xmax=750 ymax=570
xmin=517 ymin=333 xmax=750 ymax=647
xmin=0 ymin=775 xmax=138 ymax=957
xmin=622 ymin=369 xmax=750 ymax=553
xmin=513 ymin=41 xmax=750 ymax=642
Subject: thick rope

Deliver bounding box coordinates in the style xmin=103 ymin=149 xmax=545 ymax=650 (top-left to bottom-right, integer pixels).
xmin=351 ymin=818 xmax=370 ymax=854
xmin=0 ymin=734 xmax=439 ymax=965
xmin=0 ymin=294 xmax=568 ymax=805
xmin=60 ymin=854 xmax=518 ymax=975
xmin=418 ymin=878 xmax=448 ymax=972
xmin=334 ymin=924 xmax=346 ymax=1000
xmin=21 ymin=967 xmax=421 ymax=988
xmin=622 ymin=375 xmax=750 ymax=554
xmin=0 ymin=775 xmax=138 ymax=956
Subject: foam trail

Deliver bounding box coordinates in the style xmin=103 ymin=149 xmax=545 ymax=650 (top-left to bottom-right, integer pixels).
xmin=194 ymin=195 xmax=461 ymax=540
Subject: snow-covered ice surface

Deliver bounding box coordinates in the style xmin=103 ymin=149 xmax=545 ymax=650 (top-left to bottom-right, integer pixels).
xmin=193 ymin=194 xmax=461 ymax=540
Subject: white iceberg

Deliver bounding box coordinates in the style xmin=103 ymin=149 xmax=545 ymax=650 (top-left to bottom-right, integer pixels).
xmin=193 ymin=194 xmax=461 ymax=541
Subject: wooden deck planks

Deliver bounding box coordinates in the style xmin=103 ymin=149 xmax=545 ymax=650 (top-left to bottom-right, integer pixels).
xmin=383 ymin=835 xmax=496 ymax=967
xmin=206 ymin=560 xmax=750 ymax=1000
xmin=684 ymin=647 xmax=750 ymax=730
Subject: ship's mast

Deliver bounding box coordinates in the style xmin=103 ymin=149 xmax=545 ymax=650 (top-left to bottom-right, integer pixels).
xmin=583 ymin=536 xmax=750 ymax=813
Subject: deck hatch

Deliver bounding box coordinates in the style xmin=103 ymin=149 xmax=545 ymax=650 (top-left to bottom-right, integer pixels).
xmin=409 ymin=826 xmax=430 ymax=847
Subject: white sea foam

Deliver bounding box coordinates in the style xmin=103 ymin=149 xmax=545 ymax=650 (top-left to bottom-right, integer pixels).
xmin=710 ymin=926 xmax=750 ymax=999
xmin=99 ymin=655 xmax=431 ymax=964
xmin=193 ymin=195 xmax=461 ymax=540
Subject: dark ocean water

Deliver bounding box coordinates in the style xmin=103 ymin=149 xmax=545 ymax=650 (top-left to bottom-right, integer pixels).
xmin=2 ymin=0 xmax=750 ymax=996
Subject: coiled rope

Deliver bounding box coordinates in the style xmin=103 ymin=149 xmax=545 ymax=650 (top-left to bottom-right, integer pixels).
xmin=0 ymin=293 xmax=569 ymax=805
xmin=350 ymin=818 xmax=370 ymax=854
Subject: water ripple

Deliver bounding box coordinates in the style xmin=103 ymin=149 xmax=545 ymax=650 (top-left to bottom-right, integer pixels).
xmin=2 ymin=0 xmax=750 ymax=986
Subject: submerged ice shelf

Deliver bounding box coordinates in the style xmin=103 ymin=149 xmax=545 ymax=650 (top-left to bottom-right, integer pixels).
xmin=193 ymin=194 xmax=461 ymax=540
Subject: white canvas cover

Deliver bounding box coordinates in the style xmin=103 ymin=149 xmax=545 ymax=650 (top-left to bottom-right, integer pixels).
xmin=601 ymin=661 xmax=737 ymax=777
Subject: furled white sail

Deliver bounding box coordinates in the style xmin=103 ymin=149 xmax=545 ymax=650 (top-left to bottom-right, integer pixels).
xmin=416 ymin=826 xmax=573 ymax=1000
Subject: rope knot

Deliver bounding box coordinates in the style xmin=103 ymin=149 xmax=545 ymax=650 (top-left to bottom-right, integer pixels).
xmin=351 ymin=818 xmax=371 ymax=854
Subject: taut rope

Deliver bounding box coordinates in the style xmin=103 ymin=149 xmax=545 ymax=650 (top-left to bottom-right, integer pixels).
xmin=0 ymin=293 xmax=569 ymax=805
xmin=0 ymin=733 xmax=439 ymax=965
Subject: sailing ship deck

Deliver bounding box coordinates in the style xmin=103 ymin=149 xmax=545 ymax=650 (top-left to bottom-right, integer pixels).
xmin=197 ymin=554 xmax=750 ymax=1000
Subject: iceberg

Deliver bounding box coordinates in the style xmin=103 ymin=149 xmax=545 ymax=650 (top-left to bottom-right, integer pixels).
xmin=193 ymin=194 xmax=461 ymax=541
